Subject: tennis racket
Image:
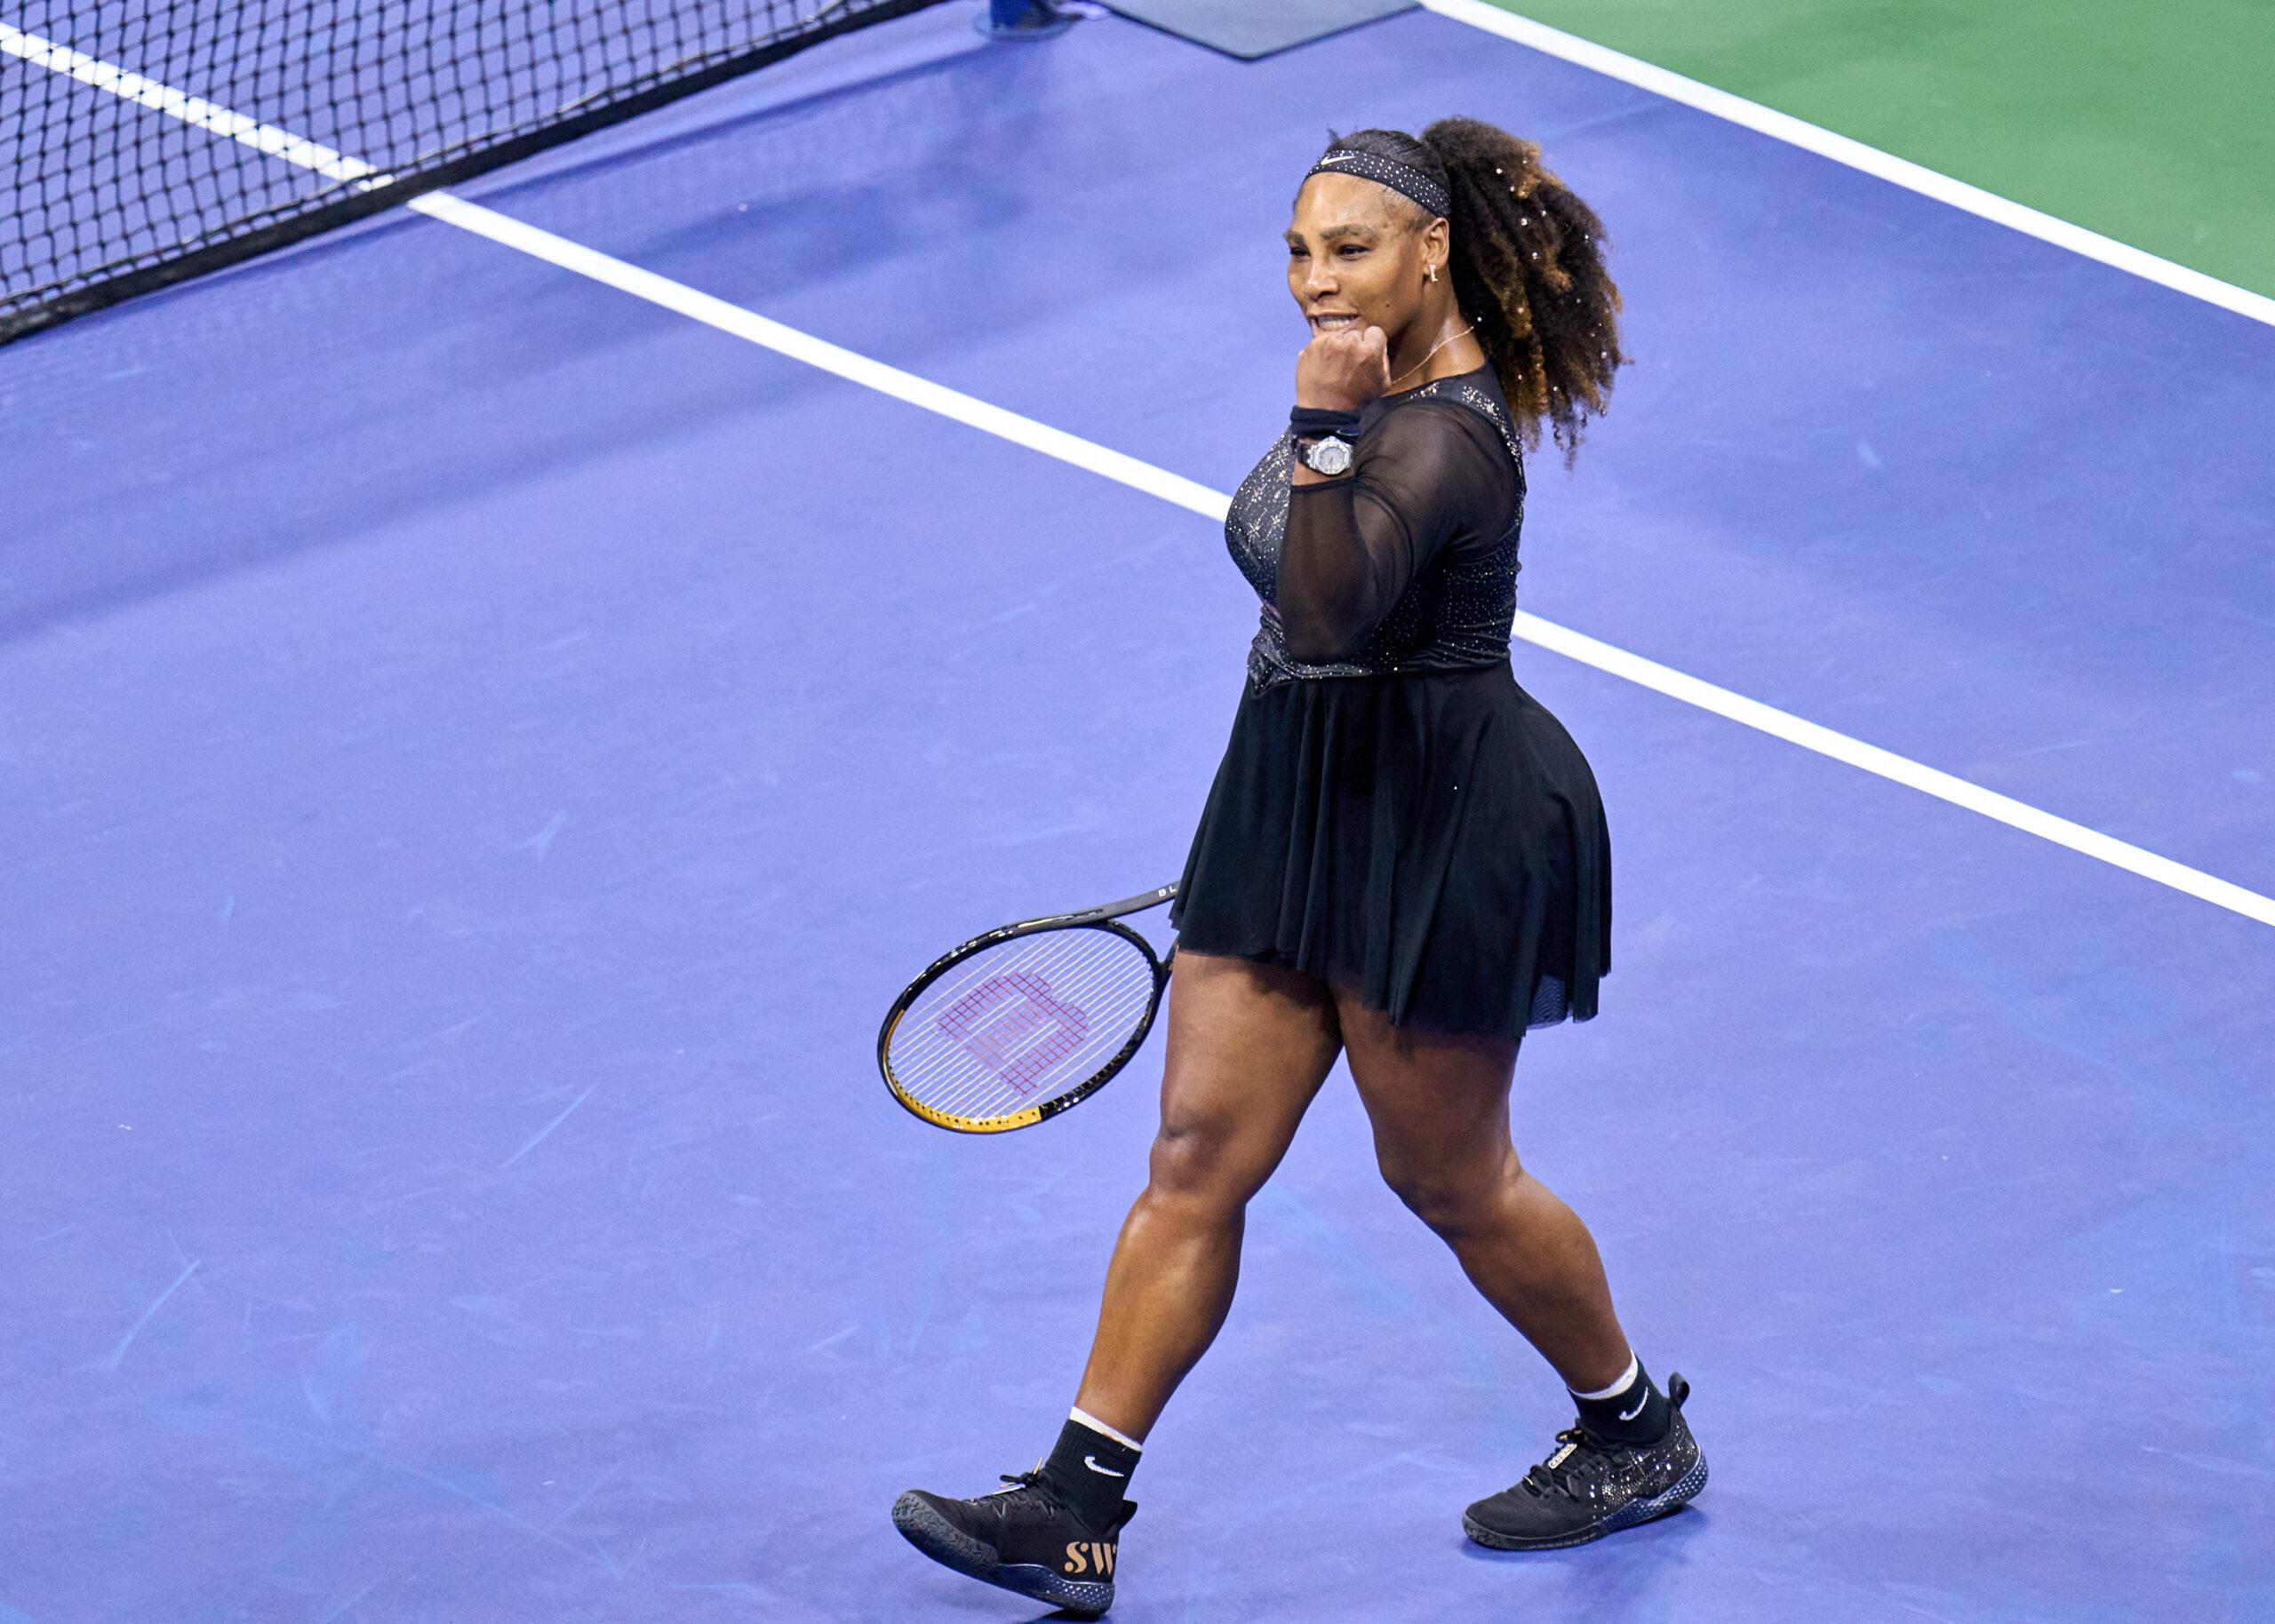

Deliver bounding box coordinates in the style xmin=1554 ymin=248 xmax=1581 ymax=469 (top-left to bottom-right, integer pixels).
xmin=878 ymin=883 xmax=1178 ymax=1133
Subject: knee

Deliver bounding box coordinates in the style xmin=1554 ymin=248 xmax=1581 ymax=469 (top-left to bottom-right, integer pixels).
xmin=1378 ymin=1151 xmax=1515 ymax=1239
xmin=1145 ymin=1117 xmax=1267 ymax=1214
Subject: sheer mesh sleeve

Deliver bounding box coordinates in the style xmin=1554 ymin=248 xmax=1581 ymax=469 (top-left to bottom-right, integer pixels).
xmin=1278 ymin=402 xmax=1515 ymax=664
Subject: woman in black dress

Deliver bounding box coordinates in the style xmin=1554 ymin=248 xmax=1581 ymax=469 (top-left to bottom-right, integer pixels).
xmin=895 ymin=119 xmax=1704 ymax=1617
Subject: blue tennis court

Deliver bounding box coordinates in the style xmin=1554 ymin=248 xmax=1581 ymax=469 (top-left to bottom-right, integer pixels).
xmin=5 ymin=4 xmax=2271 ymax=1620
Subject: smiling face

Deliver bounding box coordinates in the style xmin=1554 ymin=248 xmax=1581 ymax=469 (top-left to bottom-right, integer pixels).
xmin=1286 ymin=171 xmax=1449 ymax=353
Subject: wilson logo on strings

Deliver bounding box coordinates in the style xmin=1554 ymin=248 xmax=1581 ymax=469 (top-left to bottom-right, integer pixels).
xmin=933 ymin=970 xmax=1090 ymax=1094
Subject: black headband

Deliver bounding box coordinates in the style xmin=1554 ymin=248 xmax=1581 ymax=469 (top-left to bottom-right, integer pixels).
xmin=1305 ymin=147 xmax=1450 ymax=220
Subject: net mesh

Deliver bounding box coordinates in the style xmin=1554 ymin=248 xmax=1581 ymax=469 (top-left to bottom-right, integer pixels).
xmin=0 ymin=0 xmax=945 ymax=343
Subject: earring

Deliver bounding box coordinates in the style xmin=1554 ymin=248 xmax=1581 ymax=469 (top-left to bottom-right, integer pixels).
xmin=1425 ymin=262 xmax=1440 ymax=283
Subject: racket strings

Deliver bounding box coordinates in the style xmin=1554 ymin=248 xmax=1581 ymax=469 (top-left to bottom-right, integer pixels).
xmin=900 ymin=937 xmax=1152 ymax=1118
xmin=890 ymin=927 xmax=1158 ymax=1121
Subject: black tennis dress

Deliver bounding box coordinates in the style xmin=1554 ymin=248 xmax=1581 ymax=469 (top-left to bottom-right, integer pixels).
xmin=1169 ymin=365 xmax=1611 ymax=1039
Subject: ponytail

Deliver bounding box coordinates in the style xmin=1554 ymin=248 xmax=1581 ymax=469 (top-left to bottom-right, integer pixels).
xmin=1317 ymin=121 xmax=1626 ymax=460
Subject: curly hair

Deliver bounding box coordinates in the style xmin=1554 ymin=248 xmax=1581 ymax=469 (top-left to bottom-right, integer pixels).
xmin=1319 ymin=121 xmax=1625 ymax=460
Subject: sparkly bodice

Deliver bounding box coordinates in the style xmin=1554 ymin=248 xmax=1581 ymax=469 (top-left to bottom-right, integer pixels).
xmin=1226 ymin=371 xmax=1527 ymax=688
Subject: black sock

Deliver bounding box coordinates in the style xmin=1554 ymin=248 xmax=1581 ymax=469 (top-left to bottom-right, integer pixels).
xmin=1571 ymin=1358 xmax=1671 ymax=1445
xmin=1040 ymin=1413 xmax=1140 ymax=1530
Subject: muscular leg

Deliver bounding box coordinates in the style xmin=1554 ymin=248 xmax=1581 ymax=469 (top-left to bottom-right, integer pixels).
xmin=1072 ymin=951 xmax=1343 ymax=1440
xmin=1335 ymin=997 xmax=1632 ymax=1393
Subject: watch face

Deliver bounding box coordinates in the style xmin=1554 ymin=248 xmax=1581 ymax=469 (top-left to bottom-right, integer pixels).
xmin=1307 ymin=434 xmax=1353 ymax=476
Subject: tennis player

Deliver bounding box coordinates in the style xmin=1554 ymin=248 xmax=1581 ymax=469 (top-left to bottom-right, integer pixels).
xmin=894 ymin=119 xmax=1704 ymax=1616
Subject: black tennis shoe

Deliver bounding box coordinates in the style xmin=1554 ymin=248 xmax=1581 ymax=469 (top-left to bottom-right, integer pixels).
xmin=892 ymin=1469 xmax=1134 ymax=1619
xmin=1464 ymin=1372 xmax=1707 ymax=1550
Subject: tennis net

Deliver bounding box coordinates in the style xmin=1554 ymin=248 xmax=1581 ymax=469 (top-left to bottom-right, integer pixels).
xmin=0 ymin=0 xmax=946 ymax=344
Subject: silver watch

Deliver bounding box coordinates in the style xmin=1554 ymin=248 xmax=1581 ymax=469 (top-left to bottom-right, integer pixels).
xmin=1298 ymin=434 xmax=1353 ymax=476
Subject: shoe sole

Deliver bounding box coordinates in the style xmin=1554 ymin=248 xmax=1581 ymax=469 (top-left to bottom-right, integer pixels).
xmin=1463 ymin=1452 xmax=1710 ymax=1552
xmin=891 ymin=1493 xmax=1116 ymax=1619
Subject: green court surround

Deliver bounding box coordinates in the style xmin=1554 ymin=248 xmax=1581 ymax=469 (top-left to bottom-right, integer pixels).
xmin=1486 ymin=0 xmax=2275 ymax=302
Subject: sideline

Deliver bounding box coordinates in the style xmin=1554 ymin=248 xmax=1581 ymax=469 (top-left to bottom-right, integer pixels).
xmin=12 ymin=17 xmax=2274 ymax=930
xmin=1417 ymin=0 xmax=2275 ymax=331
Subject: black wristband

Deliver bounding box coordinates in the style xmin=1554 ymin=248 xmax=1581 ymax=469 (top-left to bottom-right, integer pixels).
xmin=1289 ymin=405 xmax=1363 ymax=441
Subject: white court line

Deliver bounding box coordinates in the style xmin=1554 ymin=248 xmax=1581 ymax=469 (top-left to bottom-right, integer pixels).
xmin=0 ymin=22 xmax=383 ymax=186
xmin=1418 ymin=0 xmax=2275 ymax=332
xmin=168 ymin=198 xmax=2275 ymax=934
xmin=13 ymin=25 xmax=2275 ymax=932
xmin=1513 ymin=615 xmax=2275 ymax=927
xmin=406 ymin=193 xmax=1230 ymax=521
xmin=1 ymin=19 xmax=1225 ymax=521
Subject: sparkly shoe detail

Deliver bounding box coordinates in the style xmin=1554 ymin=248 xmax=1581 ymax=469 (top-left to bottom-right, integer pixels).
xmin=1464 ymin=1372 xmax=1707 ymax=1551
xmin=892 ymin=1469 xmax=1131 ymax=1619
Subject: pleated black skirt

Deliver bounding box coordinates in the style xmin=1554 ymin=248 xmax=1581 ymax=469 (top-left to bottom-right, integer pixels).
xmin=1170 ymin=661 xmax=1610 ymax=1039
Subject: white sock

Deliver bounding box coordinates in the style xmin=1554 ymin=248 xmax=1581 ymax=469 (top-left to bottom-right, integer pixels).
xmin=1070 ymin=1405 xmax=1145 ymax=1453
xmin=1569 ymin=1354 xmax=1640 ymax=1403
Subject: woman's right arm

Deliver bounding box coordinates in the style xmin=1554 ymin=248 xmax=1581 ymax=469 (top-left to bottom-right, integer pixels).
xmin=1278 ymin=403 xmax=1510 ymax=663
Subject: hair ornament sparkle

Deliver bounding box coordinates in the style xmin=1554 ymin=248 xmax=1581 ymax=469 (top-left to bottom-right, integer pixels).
xmin=1306 ymin=148 xmax=1451 ymax=220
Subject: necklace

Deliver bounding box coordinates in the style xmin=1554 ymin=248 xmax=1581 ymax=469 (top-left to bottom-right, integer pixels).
xmin=1388 ymin=322 xmax=1476 ymax=390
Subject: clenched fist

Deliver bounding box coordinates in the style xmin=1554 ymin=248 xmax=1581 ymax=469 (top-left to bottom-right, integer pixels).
xmin=1296 ymin=322 xmax=1391 ymax=413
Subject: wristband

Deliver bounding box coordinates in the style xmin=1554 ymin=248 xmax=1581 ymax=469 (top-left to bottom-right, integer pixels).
xmin=1289 ymin=405 xmax=1364 ymax=441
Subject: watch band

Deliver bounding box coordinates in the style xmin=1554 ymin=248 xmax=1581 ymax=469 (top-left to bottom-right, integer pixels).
xmin=1290 ymin=405 xmax=1362 ymax=478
